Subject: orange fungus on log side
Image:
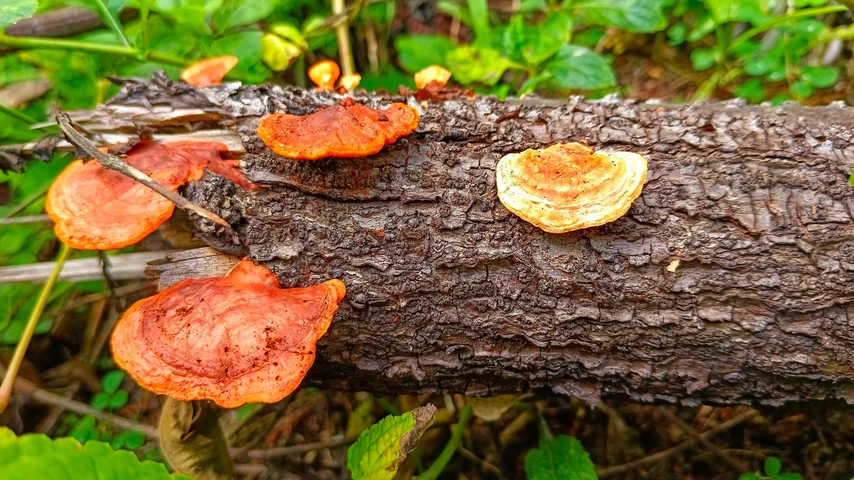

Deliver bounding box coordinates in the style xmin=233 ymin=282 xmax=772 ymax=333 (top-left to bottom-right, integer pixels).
xmin=257 ymin=98 xmax=420 ymax=160
xmin=110 ymin=258 xmax=346 ymax=408
xmin=46 ymin=141 xmax=256 ymax=250
xmin=181 ymin=56 xmax=239 ymax=87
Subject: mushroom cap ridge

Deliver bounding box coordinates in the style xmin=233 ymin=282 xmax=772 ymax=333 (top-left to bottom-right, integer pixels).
xmin=495 ymin=142 xmax=647 ymax=233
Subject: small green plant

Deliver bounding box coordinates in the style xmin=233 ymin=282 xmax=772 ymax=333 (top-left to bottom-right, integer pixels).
xmin=524 ymin=431 xmax=597 ymax=480
xmin=738 ymin=456 xmax=802 ymax=480
xmin=395 ymin=0 xmax=668 ymax=97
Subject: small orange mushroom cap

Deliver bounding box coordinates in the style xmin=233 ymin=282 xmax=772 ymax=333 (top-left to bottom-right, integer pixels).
xmin=46 ymin=141 xmax=256 ymax=250
xmin=181 ymin=56 xmax=239 ymax=87
xmin=111 ymin=258 xmax=346 ymax=408
xmin=257 ymin=98 xmax=420 ymax=160
xmin=337 ymin=73 xmax=362 ymax=92
xmin=414 ymin=65 xmax=452 ymax=90
xmin=495 ymin=142 xmax=647 ymax=233
xmin=308 ymin=59 xmax=340 ymax=90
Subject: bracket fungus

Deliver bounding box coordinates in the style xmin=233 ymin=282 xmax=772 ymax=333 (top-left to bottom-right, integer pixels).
xmin=257 ymin=97 xmax=419 ymax=160
xmin=495 ymin=142 xmax=647 ymax=233
xmin=46 ymin=141 xmax=255 ymax=250
xmin=111 ymin=258 xmax=346 ymax=408
xmin=181 ymin=56 xmax=239 ymax=87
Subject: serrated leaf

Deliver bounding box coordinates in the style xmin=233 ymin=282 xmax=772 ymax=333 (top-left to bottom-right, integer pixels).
xmin=347 ymin=404 xmax=437 ymax=480
xmin=159 ymin=397 xmax=234 ymax=480
xmin=446 ymin=46 xmax=513 ymax=85
xmin=102 ymin=370 xmax=125 ymax=394
xmin=469 ymin=395 xmax=520 ymax=422
xmin=573 ymin=0 xmax=666 ymax=33
xmin=524 ymin=435 xmax=597 ymax=480
xmin=395 ymin=35 xmax=456 ymax=73
xmin=546 ymin=45 xmax=615 ymax=90
xmin=0 ymin=427 xmax=189 ymax=479
xmin=0 ymin=0 xmax=37 ymax=30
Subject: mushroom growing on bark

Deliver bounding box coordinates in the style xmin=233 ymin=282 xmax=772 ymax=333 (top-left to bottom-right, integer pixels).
xmin=46 ymin=141 xmax=255 ymax=250
xmin=111 ymin=258 xmax=346 ymax=408
xmin=308 ymin=60 xmax=341 ymax=90
xmin=257 ymin=97 xmax=419 ymax=160
xmin=495 ymin=142 xmax=647 ymax=233
xmin=414 ymin=65 xmax=452 ymax=90
xmin=181 ymin=56 xmax=239 ymax=87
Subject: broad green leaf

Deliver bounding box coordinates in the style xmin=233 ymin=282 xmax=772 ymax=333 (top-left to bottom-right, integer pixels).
xmin=467 ymin=0 xmax=491 ymax=46
xmin=153 ymin=0 xmax=223 ymax=34
xmin=800 ymin=66 xmax=839 ymax=88
xmin=446 ymin=46 xmax=513 ymax=85
xmin=524 ymin=435 xmax=597 ymax=480
xmin=0 ymin=427 xmax=190 ymax=479
xmin=110 ymin=390 xmax=129 ymax=410
xmin=102 ymin=370 xmax=125 ymax=394
xmin=572 ymin=0 xmax=666 ymax=33
xmin=261 ymin=34 xmax=302 ymax=71
xmin=0 ymin=0 xmax=37 ymax=30
xmin=733 ymin=78 xmax=765 ymax=103
xmin=503 ymin=13 xmax=571 ymax=65
xmin=211 ymin=0 xmax=275 ymax=33
xmin=690 ymin=47 xmax=717 ymax=71
xmin=159 ymin=397 xmax=234 ymax=480
xmin=395 ymin=35 xmax=456 ymax=72
xmin=91 ymin=392 xmax=111 ymax=411
xmin=208 ymin=30 xmax=271 ymax=84
xmin=270 ymin=22 xmax=308 ymax=50
xmin=546 ymin=45 xmax=615 ymax=90
xmin=764 ymin=456 xmax=782 ymax=476
xmin=347 ymin=404 xmax=437 ymax=480
xmin=738 ymin=474 xmax=763 ymax=480
xmin=790 ymin=80 xmax=813 ymax=98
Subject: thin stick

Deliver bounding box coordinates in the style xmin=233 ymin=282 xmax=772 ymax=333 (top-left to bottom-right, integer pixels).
xmin=0 ymin=33 xmax=187 ymax=66
xmin=55 ymin=113 xmax=231 ymax=228
xmin=92 ymin=0 xmax=130 ymax=47
xmin=597 ymin=409 xmax=760 ymax=478
xmin=332 ymin=0 xmax=355 ymax=76
xmin=0 ymin=361 xmax=157 ymax=438
xmin=417 ymin=403 xmax=474 ymax=480
xmin=0 ymin=243 xmax=72 ymax=414
xmin=0 ymin=102 xmax=38 ymax=125
xmin=660 ymin=407 xmax=749 ymax=473
xmin=241 ymin=435 xmax=355 ymax=459
xmin=0 ymin=214 xmax=52 ymax=225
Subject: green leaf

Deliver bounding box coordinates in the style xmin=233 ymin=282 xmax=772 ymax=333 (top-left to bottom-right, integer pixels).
xmin=0 ymin=0 xmax=37 ymax=30
xmin=503 ymin=13 xmax=571 ymax=65
xmin=211 ymin=0 xmax=275 ymax=33
xmin=91 ymin=392 xmax=111 ymax=411
xmin=270 ymin=22 xmax=308 ymax=50
xmin=790 ymin=80 xmax=814 ymax=98
xmin=524 ymin=435 xmax=597 ymax=480
xmin=667 ymin=23 xmax=686 ymax=45
xmin=346 ymin=398 xmax=377 ymax=439
xmin=764 ymin=456 xmax=782 ymax=476
xmin=0 ymin=427 xmax=189 ymax=479
xmin=102 ymin=370 xmax=125 ymax=394
xmin=208 ymin=30 xmax=270 ymax=84
xmin=572 ymin=0 xmax=666 ymax=33
xmin=261 ymin=34 xmax=302 ymax=71
xmin=775 ymin=474 xmax=803 ymax=480
xmin=690 ymin=47 xmax=718 ymax=71
xmin=738 ymin=474 xmax=763 ymax=480
xmin=467 ymin=0 xmax=492 ymax=46
xmin=110 ymin=390 xmax=129 ymax=410
xmin=734 ymin=78 xmax=765 ymax=103
xmin=347 ymin=404 xmax=437 ymax=480
xmin=546 ymin=45 xmax=615 ymax=90
xmin=395 ymin=35 xmax=456 ymax=73
xmin=70 ymin=416 xmax=99 ymax=444
xmin=446 ymin=46 xmax=513 ymax=85
xmin=159 ymin=397 xmax=234 ymax=480
xmin=800 ymin=66 xmax=838 ymax=88
xmin=119 ymin=430 xmax=147 ymax=450
xmin=153 ymin=0 xmax=223 ymax=34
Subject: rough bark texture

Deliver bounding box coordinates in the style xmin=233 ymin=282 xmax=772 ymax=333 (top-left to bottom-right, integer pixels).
xmin=98 ymin=77 xmax=854 ymax=404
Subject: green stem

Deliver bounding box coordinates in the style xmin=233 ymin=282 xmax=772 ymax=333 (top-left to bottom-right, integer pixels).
xmin=0 ymin=243 xmax=72 ymax=414
xmin=416 ymin=403 xmax=474 ymax=480
xmin=0 ymin=34 xmax=188 ymax=67
xmin=0 ymin=102 xmax=37 ymax=125
xmin=728 ymin=5 xmax=848 ymax=53
xmin=93 ymin=0 xmax=131 ymax=47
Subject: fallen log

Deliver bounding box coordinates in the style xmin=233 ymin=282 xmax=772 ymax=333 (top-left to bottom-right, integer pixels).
xmin=34 ymin=76 xmax=854 ymax=405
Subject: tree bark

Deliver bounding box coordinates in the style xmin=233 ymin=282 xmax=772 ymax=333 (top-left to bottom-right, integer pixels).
xmin=62 ymin=77 xmax=854 ymax=405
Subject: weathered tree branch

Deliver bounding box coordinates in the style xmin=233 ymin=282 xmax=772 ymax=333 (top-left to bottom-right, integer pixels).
xmin=30 ymin=77 xmax=854 ymax=405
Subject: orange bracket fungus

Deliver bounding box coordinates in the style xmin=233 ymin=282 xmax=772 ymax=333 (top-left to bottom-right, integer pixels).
xmin=46 ymin=141 xmax=256 ymax=250
xmin=308 ymin=59 xmax=341 ymax=90
xmin=495 ymin=142 xmax=647 ymax=233
xmin=414 ymin=65 xmax=452 ymax=90
xmin=181 ymin=56 xmax=239 ymax=87
xmin=111 ymin=258 xmax=346 ymax=408
xmin=257 ymin=97 xmax=420 ymax=160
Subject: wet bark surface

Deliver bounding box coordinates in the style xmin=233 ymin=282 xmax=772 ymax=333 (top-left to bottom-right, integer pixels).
xmin=110 ymin=77 xmax=854 ymax=405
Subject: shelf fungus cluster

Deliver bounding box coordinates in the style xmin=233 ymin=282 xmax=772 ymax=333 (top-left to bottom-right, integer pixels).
xmin=111 ymin=258 xmax=346 ymax=408
xmin=46 ymin=141 xmax=256 ymax=250
xmin=257 ymin=97 xmax=419 ymax=160
xmin=495 ymin=142 xmax=647 ymax=233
